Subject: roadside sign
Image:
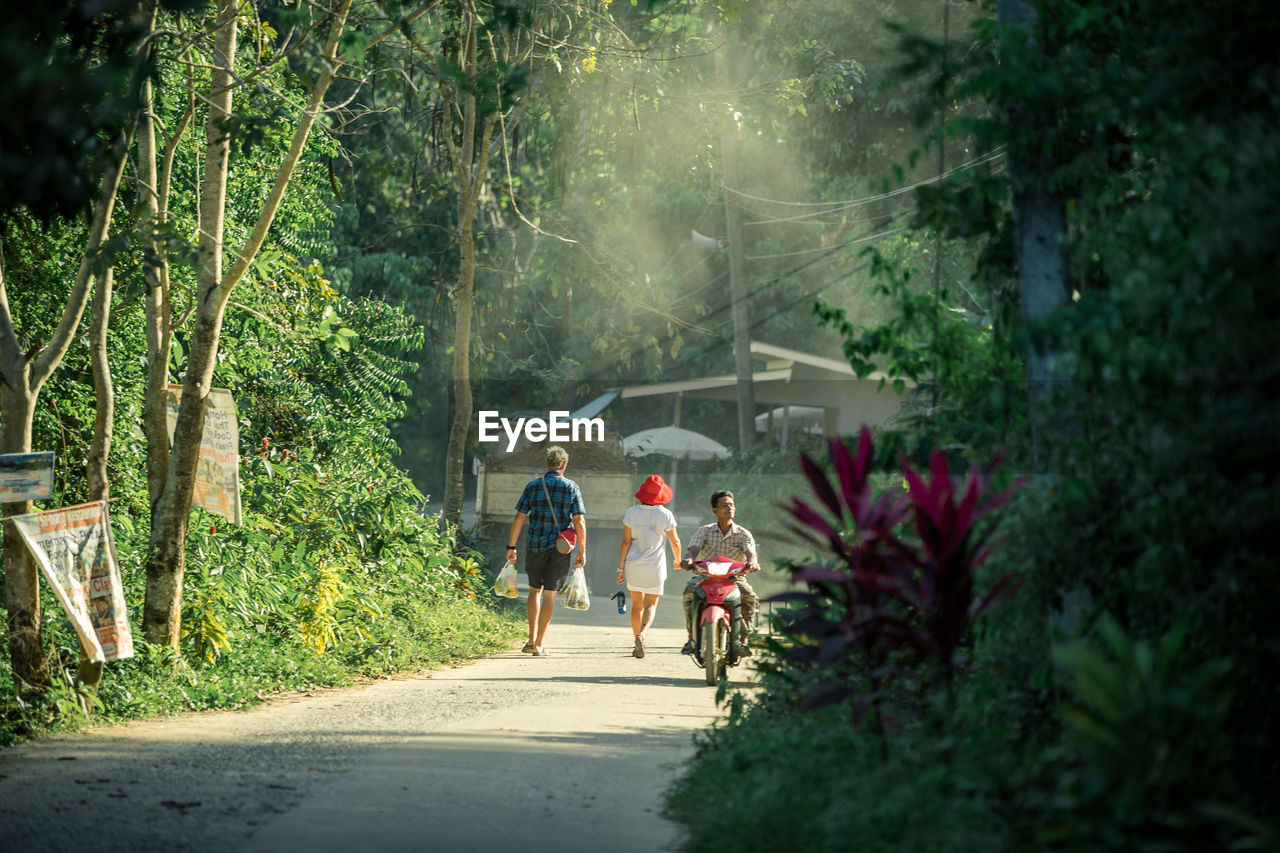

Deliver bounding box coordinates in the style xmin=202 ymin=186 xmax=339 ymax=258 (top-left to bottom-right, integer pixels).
xmin=10 ymin=501 xmax=135 ymax=662
xmin=0 ymin=452 xmax=55 ymax=502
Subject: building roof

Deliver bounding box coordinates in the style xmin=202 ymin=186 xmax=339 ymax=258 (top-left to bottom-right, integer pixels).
xmin=612 ymin=341 xmax=905 ymax=403
xmin=607 ymin=341 xmax=911 ymax=435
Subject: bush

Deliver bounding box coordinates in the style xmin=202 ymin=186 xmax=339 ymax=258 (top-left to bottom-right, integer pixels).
xmin=1005 ymin=616 xmax=1269 ymax=851
xmin=668 ymin=671 xmax=1022 ymax=853
xmin=0 ymin=255 xmax=525 ymax=746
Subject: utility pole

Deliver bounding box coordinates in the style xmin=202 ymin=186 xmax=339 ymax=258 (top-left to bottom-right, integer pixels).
xmin=718 ymin=25 xmax=755 ymax=452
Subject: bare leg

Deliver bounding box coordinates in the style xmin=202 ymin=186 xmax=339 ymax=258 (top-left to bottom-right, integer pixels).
xmin=639 ymin=593 xmax=660 ymax=637
xmin=526 ymin=586 xmax=542 ymax=646
xmin=533 ymin=589 xmax=557 ymax=649
xmin=629 ymin=590 xmax=645 ymax=638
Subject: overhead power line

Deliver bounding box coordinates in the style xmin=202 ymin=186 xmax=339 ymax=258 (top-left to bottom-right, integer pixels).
xmin=746 ymin=224 xmax=907 ymax=261
xmin=726 ymin=148 xmax=1007 ymax=226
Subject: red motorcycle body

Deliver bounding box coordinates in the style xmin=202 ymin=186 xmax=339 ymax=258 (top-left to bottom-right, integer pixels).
xmin=697 ymin=576 xmax=741 ymax=629
xmin=689 ymin=559 xmax=749 ymax=684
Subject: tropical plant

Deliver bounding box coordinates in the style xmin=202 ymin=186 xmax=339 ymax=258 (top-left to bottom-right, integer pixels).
xmin=773 ymin=426 xmax=1021 ymax=748
xmin=669 ymin=0 xmax=1280 ymax=848
xmin=1011 ymin=615 xmax=1269 ymax=851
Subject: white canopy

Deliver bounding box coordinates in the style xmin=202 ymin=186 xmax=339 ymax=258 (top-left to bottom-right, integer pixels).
xmin=620 ymin=425 xmax=731 ymax=461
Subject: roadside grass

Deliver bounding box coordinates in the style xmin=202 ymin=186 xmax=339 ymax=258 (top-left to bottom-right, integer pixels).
xmin=0 ymin=594 xmax=524 ymax=747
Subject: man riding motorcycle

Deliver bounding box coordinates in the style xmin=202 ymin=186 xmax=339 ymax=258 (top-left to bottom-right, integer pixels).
xmin=678 ymin=490 xmax=760 ymax=656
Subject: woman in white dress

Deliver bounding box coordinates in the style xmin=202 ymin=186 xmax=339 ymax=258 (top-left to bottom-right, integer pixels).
xmin=616 ymin=474 xmax=682 ymax=658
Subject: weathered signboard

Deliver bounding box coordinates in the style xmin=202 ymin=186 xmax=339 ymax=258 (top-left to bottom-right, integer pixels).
xmin=11 ymin=501 xmax=134 ymax=662
xmin=0 ymin=452 xmax=55 ymax=502
xmin=166 ymin=385 xmax=242 ymax=524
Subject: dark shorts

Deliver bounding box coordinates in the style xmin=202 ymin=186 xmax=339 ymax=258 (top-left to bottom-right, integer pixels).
xmin=525 ymin=548 xmax=572 ymax=591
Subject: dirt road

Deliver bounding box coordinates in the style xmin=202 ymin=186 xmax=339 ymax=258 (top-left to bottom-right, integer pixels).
xmin=0 ymin=592 xmax=741 ymax=852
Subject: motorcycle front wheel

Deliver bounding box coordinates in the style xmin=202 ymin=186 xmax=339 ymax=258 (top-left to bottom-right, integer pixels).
xmin=703 ymin=620 xmax=725 ymax=686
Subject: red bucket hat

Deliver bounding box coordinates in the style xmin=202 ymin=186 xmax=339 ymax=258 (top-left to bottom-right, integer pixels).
xmin=634 ymin=474 xmax=674 ymax=506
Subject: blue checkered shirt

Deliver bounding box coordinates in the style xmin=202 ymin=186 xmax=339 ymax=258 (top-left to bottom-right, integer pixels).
xmin=515 ymin=471 xmax=586 ymax=553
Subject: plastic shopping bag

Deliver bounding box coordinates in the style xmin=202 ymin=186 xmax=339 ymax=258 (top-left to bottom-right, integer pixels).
xmin=559 ymin=565 xmax=591 ymax=611
xmin=493 ymin=560 xmax=519 ymax=599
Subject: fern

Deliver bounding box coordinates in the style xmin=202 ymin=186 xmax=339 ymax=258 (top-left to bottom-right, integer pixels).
xmin=296 ymin=561 xmax=346 ymax=656
xmin=182 ymin=599 xmax=233 ymax=665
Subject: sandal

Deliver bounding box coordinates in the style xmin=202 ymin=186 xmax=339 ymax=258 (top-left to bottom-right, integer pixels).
xmin=634 ymin=636 xmax=645 ymax=659
xmin=532 ymin=647 xmax=548 ymax=656
xmin=521 ymin=642 xmax=536 ymax=654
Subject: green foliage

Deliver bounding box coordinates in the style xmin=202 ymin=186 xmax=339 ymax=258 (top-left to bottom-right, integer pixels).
xmin=320 ymin=0 xmax=968 ymax=502
xmin=804 ymin=0 xmax=1280 ymax=775
xmin=1053 ymin=617 xmax=1231 ymax=804
xmin=142 ymin=259 xmax=498 ymax=668
xmin=668 ymin=669 xmax=1021 ymax=853
xmin=1 ymin=658 xmax=103 ymax=734
xmin=668 ymin=0 xmax=1280 ymax=849
xmin=740 ymin=0 xmax=974 ymax=178
xmin=0 ymin=5 xmax=522 ymax=741
xmin=0 ymin=0 xmax=197 ymax=218
xmin=1008 ymin=616 xmax=1264 ymax=851
xmin=812 ymin=213 xmax=1028 ymax=461
xmin=0 ymin=238 xmax=523 ymax=745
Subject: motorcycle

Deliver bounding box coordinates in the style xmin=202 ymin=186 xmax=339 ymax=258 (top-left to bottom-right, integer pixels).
xmin=687 ymin=559 xmax=750 ymax=685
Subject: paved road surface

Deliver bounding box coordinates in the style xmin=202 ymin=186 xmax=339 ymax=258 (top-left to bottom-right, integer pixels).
xmin=0 ymin=588 xmax=746 ymax=852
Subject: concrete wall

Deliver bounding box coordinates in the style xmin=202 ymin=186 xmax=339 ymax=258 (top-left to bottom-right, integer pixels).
xmin=477 ymin=467 xmax=635 ymax=529
xmin=477 ymin=465 xmax=640 ymax=592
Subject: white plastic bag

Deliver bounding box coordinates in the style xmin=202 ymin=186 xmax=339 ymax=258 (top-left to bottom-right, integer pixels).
xmin=559 ymin=565 xmax=591 ymax=611
xmin=493 ymin=560 xmax=519 ymax=599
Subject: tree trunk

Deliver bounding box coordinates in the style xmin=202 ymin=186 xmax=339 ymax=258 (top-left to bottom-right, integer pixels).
xmin=86 ymin=266 xmax=114 ymax=504
xmin=0 ymin=122 xmax=129 ymax=686
xmin=444 ymin=224 xmax=476 ymax=528
xmin=82 ymin=260 xmax=116 ymax=691
xmin=1 ymin=375 xmax=47 ymax=689
xmin=139 ymin=0 xmax=175 ymax=512
xmin=142 ymin=0 xmax=354 ymax=646
xmin=141 ymin=0 xmax=240 ymax=647
xmin=443 ymin=4 xmax=497 ymax=529
xmin=997 ymin=0 xmax=1070 ymax=452
xmin=1011 ymin=179 xmax=1068 ymax=394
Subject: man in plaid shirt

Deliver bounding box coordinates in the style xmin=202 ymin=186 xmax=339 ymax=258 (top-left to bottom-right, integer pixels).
xmin=678 ymin=489 xmax=760 ymax=656
xmin=505 ymin=445 xmax=587 ymax=656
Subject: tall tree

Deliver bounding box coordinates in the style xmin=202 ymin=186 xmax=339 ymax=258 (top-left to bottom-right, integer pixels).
xmin=137 ymin=0 xmax=186 ymax=516
xmin=441 ymin=2 xmax=498 ymax=528
xmin=0 ymin=132 xmax=131 ymax=686
xmin=0 ymin=0 xmax=190 ymax=687
xmin=996 ymin=0 xmax=1069 ymax=448
xmin=435 ymin=1 xmax=540 ymax=527
xmin=141 ymin=0 xmax=356 ymax=645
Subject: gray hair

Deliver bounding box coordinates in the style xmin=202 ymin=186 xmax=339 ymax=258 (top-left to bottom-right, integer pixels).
xmin=546 ymin=445 xmax=569 ymax=469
